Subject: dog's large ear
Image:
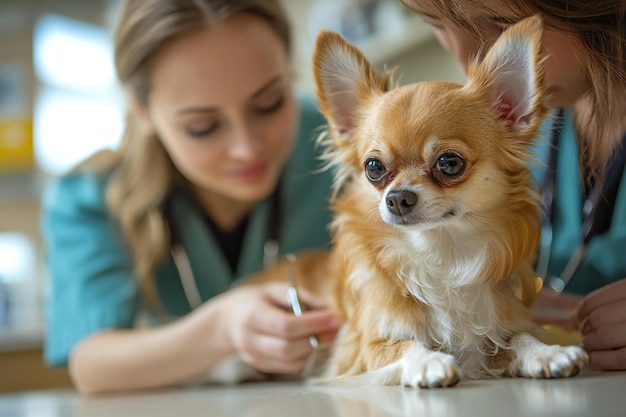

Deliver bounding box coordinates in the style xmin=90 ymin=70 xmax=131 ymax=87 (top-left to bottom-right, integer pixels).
xmin=466 ymin=15 xmax=546 ymax=134
xmin=312 ymin=30 xmax=389 ymax=138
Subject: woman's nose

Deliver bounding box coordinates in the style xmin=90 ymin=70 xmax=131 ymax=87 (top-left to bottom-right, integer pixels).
xmin=228 ymin=122 xmax=262 ymax=160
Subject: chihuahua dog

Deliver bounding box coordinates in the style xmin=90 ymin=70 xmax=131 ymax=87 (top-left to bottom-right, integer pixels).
xmin=311 ymin=15 xmax=588 ymax=387
xmin=239 ymin=16 xmax=587 ymax=388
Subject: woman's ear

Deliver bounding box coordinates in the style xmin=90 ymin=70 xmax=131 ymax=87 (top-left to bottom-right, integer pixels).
xmin=126 ymin=88 xmax=156 ymax=136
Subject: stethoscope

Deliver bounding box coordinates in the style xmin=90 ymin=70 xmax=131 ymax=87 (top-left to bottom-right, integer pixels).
xmin=170 ymin=182 xmax=283 ymax=310
xmin=168 ymin=183 xmax=321 ymax=375
xmin=535 ymin=109 xmax=597 ymax=293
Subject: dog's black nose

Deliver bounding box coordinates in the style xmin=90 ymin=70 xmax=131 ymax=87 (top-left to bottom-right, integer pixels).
xmin=386 ymin=189 xmax=417 ymax=216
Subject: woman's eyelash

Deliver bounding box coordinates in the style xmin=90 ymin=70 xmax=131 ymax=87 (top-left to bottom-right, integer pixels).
xmin=186 ymin=123 xmax=218 ymax=138
xmin=183 ymin=94 xmax=284 ymax=138
xmin=490 ymin=16 xmax=518 ymax=27
xmin=257 ymin=95 xmax=284 ymax=113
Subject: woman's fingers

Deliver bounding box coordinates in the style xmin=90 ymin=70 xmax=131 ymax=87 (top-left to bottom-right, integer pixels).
xmin=531 ymin=289 xmax=582 ymax=329
xmin=295 ymin=287 xmax=330 ymax=311
xmin=238 ymin=333 xmax=314 ymax=373
xmin=252 ymin=283 xmax=342 ymax=339
xmin=229 ymin=283 xmax=342 ymax=374
xmin=241 ymin=325 xmax=339 ymax=374
xmin=263 ymin=282 xmax=331 ymax=312
xmin=246 ymin=305 xmax=341 ymax=340
xmin=577 ymin=278 xmax=626 ymax=324
xmin=586 ymin=347 xmax=626 ymax=371
xmin=580 ymin=298 xmax=626 ymax=335
xmin=575 ymin=279 xmax=626 ymax=371
xmin=534 ymin=290 xmax=583 ymax=309
xmin=581 ymin=320 xmax=626 ymax=351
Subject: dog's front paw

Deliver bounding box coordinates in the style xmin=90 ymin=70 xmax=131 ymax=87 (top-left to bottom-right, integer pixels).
xmin=401 ymin=350 xmax=460 ymax=388
xmin=516 ymin=343 xmax=588 ymax=379
xmin=523 ymin=345 xmax=587 ymax=378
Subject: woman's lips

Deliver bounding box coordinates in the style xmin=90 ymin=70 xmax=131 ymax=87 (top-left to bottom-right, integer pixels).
xmin=231 ymin=163 xmax=269 ymax=182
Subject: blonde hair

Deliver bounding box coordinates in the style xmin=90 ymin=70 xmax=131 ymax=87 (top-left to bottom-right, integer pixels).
xmin=79 ymin=0 xmax=292 ymax=301
xmin=401 ymin=0 xmax=626 ymax=186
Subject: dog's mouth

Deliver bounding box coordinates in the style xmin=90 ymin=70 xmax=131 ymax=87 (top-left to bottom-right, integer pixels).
xmin=382 ymin=207 xmax=459 ymax=227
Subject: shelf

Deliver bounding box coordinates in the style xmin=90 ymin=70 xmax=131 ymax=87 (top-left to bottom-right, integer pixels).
xmin=0 ymin=325 xmax=44 ymax=352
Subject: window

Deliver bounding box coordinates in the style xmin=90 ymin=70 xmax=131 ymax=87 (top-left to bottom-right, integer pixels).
xmin=33 ymin=14 xmax=123 ymax=175
xmin=0 ymin=232 xmax=38 ymax=328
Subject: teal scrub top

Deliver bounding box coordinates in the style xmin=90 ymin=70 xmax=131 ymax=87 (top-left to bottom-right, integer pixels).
xmin=42 ymin=96 xmax=334 ymax=366
xmin=532 ymin=108 xmax=626 ymax=295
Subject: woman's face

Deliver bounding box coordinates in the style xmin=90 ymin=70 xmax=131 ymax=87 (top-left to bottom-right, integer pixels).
xmin=144 ymin=13 xmax=297 ymax=208
xmin=404 ymin=0 xmax=591 ymax=108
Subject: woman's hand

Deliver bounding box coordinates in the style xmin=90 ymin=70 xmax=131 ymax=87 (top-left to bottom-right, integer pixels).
xmin=576 ymin=278 xmax=626 ymax=371
xmin=531 ymin=289 xmax=583 ymax=330
xmin=219 ymin=282 xmax=341 ymax=374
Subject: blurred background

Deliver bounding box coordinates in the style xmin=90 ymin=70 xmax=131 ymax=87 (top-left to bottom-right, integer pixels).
xmin=0 ymin=0 xmax=463 ymax=392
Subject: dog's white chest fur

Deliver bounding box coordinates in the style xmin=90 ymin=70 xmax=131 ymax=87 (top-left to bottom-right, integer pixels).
xmin=377 ymin=228 xmax=509 ymax=376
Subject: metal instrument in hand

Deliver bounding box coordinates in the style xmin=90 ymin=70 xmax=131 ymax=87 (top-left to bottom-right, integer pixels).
xmin=285 ymin=253 xmax=320 ymax=378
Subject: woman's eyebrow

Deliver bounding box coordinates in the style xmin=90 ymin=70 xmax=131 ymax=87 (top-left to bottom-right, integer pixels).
xmin=488 ymin=15 xmax=518 ymax=24
xmin=177 ymin=76 xmax=283 ymax=115
xmin=177 ymin=105 xmax=218 ymax=115
xmin=250 ymin=75 xmax=282 ymax=99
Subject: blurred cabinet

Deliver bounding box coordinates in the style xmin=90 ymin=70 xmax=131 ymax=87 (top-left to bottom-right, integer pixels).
xmin=0 ymin=3 xmax=113 ymax=384
xmin=0 ymin=348 xmax=72 ymax=393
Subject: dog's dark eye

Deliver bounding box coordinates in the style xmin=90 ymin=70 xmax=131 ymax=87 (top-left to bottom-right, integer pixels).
xmin=365 ymin=158 xmax=388 ymax=182
xmin=436 ymin=153 xmax=465 ymax=177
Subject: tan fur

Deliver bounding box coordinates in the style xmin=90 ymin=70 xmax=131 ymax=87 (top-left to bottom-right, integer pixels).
xmin=245 ymin=16 xmax=587 ymax=387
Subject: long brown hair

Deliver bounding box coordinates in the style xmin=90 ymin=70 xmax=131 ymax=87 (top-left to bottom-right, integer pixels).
xmin=401 ymin=0 xmax=626 ymax=186
xmin=79 ymin=0 xmax=292 ymax=301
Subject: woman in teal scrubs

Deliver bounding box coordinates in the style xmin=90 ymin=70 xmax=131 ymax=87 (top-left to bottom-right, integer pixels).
xmin=42 ymin=0 xmax=340 ymax=394
xmin=400 ymin=0 xmax=626 ymax=370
